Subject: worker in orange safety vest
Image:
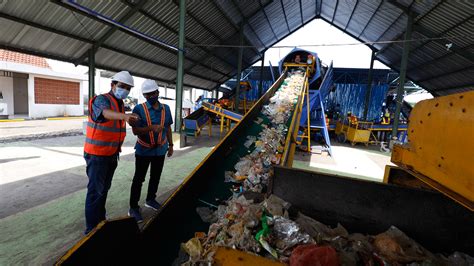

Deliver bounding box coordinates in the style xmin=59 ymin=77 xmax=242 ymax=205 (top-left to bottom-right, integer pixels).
xmin=127 ymin=80 xmax=174 ymax=222
xmin=83 ymin=71 xmax=140 ymax=234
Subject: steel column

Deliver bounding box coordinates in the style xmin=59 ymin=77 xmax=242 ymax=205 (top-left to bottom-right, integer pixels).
xmin=175 ymin=0 xmax=185 ymax=139
xmin=88 ymin=49 xmax=95 ymax=102
xmin=259 ymin=54 xmax=265 ymax=98
xmin=234 ymin=22 xmax=244 ymax=112
xmin=392 ymin=13 xmax=413 ymax=139
xmin=363 ymin=49 xmax=376 ymax=120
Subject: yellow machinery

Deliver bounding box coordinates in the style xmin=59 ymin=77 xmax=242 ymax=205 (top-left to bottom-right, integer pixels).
xmin=389 ymin=90 xmax=474 ymax=211
xmin=346 ymin=121 xmax=373 ymax=146
xmin=214 ymin=247 xmax=285 ymax=266
xmin=335 ymin=120 xmax=349 ymax=135
xmin=202 ymin=102 xmax=242 ymax=135
xmin=239 ymin=81 xmax=255 ymax=114
xmin=335 ymin=117 xmax=373 ymax=146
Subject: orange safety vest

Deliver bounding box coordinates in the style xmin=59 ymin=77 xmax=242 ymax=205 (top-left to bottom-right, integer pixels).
xmin=349 ymin=115 xmax=358 ymax=125
xmin=137 ymin=103 xmax=167 ymax=148
xmin=84 ymin=93 xmax=126 ymax=156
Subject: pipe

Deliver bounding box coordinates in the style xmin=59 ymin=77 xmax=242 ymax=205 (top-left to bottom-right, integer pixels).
xmin=60 ymin=0 xmax=180 ymax=52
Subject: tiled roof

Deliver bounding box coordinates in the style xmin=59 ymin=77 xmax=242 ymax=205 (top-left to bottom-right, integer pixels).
xmin=0 ymin=49 xmax=51 ymax=69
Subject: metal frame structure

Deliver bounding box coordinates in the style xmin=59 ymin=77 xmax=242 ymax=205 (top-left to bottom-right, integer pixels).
xmin=0 ymin=0 xmax=470 ymax=97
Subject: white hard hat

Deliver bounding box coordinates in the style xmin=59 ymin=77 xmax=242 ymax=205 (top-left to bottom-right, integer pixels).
xmin=111 ymin=71 xmax=134 ymax=87
xmin=141 ymin=79 xmax=159 ymax=94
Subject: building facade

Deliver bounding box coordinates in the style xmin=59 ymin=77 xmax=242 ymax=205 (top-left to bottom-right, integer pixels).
xmin=0 ymin=49 xmax=86 ymax=119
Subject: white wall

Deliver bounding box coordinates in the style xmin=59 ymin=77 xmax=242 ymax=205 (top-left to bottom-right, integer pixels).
xmin=160 ymin=99 xmax=176 ymax=130
xmin=0 ymin=76 xmax=14 ymax=115
xmin=184 ymin=89 xmax=192 ymax=102
xmin=28 ymin=74 xmax=84 ymax=118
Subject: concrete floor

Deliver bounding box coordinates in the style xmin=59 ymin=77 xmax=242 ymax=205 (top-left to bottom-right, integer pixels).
xmin=0 ymin=125 xmax=223 ymax=265
xmin=293 ymin=142 xmax=394 ymax=182
xmin=0 ymin=118 xmax=85 ymax=141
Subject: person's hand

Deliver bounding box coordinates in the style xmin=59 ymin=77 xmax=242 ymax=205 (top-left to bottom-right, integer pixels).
xmin=151 ymin=124 xmax=164 ymax=133
xmin=167 ymin=145 xmax=174 ymax=157
xmin=125 ymin=113 xmax=140 ymax=126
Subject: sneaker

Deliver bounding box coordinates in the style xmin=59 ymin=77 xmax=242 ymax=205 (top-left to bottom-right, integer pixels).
xmin=128 ymin=207 xmax=143 ymax=223
xmin=145 ymin=199 xmax=161 ymax=211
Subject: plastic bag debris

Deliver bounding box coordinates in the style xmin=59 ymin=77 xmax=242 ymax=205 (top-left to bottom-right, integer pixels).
xmin=224 ymin=171 xmax=235 ymax=183
xmin=181 ymin=237 xmax=203 ymax=261
xmin=290 ymin=244 xmax=339 ymax=266
xmin=272 ymin=216 xmax=314 ymax=253
xmin=196 ymin=207 xmax=217 ymax=224
xmin=372 ymin=226 xmax=435 ymax=264
xmin=295 ymin=212 xmax=348 ymax=243
xmin=264 ymin=194 xmax=291 ymax=217
xmin=181 ymin=191 xmax=474 ymax=265
xmin=447 ymin=251 xmax=474 ymax=266
xmin=256 ymin=215 xmax=279 ymax=259
xmin=254 ymin=117 xmax=264 ymax=125
xmin=244 ymin=135 xmax=257 ymax=148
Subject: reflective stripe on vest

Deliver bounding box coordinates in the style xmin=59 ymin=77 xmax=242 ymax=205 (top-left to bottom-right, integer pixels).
xmin=84 ymin=93 xmax=126 ymax=156
xmin=137 ymin=103 xmax=167 ymax=148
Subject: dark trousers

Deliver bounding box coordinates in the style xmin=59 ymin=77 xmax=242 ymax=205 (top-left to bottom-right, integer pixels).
xmin=84 ymin=154 xmax=118 ymax=234
xmin=129 ymin=154 xmax=165 ymax=209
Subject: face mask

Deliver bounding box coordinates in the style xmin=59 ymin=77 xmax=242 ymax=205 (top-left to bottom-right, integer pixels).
xmin=114 ymin=86 xmax=130 ymax=99
xmin=147 ymin=95 xmax=159 ymax=105
xmin=307 ymin=59 xmax=313 ymax=64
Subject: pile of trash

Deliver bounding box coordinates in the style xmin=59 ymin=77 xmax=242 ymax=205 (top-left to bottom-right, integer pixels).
xmin=263 ymin=72 xmax=304 ymax=125
xmin=181 ymin=195 xmax=474 ymax=266
xmin=225 ymin=72 xmax=305 ymax=193
xmin=226 ymin=125 xmax=285 ymax=193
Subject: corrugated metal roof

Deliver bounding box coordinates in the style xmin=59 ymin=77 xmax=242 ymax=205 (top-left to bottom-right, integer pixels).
xmin=0 ymin=0 xmax=471 ymax=95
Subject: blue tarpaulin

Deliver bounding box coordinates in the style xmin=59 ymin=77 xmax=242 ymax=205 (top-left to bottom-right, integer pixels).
xmin=325 ymin=83 xmax=389 ymax=122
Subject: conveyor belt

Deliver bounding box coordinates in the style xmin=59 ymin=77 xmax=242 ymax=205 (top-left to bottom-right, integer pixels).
xmin=201 ymin=102 xmax=242 ymax=122
xmin=182 ymin=107 xmax=210 ymax=136
xmin=140 ymin=69 xmax=308 ymax=264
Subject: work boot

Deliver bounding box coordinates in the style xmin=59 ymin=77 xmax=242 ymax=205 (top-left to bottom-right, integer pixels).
xmin=128 ymin=207 xmax=143 ymax=223
xmin=145 ymin=199 xmax=161 ymax=211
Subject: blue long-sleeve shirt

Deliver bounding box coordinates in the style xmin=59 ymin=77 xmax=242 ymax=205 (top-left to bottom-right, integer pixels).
xmin=132 ymin=102 xmax=173 ymax=156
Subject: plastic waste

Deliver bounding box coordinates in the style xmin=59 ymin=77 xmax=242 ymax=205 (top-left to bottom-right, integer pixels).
xmin=244 ymin=135 xmax=257 ymax=148
xmin=264 ymin=194 xmax=291 ymax=217
xmin=181 ymin=237 xmax=203 ymax=261
xmin=224 ymin=171 xmax=235 ymax=183
xmin=290 ymin=244 xmax=339 ymax=266
xmin=256 ymin=215 xmax=279 ymax=259
xmin=196 ymin=207 xmax=217 ymax=223
xmin=372 ymin=226 xmax=435 ymax=264
xmin=447 ymin=252 xmax=474 ymax=265
xmin=272 ymin=216 xmax=314 ymax=252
